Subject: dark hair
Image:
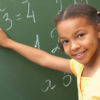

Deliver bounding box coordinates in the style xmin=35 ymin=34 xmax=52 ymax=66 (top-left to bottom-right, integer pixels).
xmin=54 ymin=3 xmax=100 ymax=52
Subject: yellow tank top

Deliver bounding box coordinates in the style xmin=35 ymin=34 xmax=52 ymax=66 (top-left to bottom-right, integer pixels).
xmin=80 ymin=77 xmax=90 ymax=93
xmin=70 ymin=59 xmax=91 ymax=94
xmin=70 ymin=59 xmax=100 ymax=100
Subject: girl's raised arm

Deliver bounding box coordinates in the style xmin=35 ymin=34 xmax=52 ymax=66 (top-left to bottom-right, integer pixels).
xmin=0 ymin=29 xmax=72 ymax=74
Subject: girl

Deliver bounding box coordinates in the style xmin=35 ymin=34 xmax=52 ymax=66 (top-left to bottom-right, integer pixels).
xmin=0 ymin=3 xmax=100 ymax=100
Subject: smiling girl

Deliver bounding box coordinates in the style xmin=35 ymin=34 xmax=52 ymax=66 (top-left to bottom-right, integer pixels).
xmin=0 ymin=3 xmax=100 ymax=100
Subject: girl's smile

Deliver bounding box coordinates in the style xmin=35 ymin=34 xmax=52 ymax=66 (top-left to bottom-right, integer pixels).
xmin=72 ymin=49 xmax=88 ymax=59
xmin=57 ymin=17 xmax=100 ymax=65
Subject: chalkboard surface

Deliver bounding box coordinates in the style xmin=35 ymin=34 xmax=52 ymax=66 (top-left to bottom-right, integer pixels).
xmin=0 ymin=0 xmax=99 ymax=100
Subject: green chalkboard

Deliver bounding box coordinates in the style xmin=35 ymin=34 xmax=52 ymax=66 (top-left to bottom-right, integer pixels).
xmin=0 ymin=0 xmax=99 ymax=100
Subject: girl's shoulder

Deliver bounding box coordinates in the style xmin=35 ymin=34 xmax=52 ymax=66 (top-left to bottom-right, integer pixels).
xmin=70 ymin=59 xmax=84 ymax=77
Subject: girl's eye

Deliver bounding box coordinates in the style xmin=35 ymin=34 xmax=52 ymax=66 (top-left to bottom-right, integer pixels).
xmin=78 ymin=33 xmax=84 ymax=38
xmin=62 ymin=40 xmax=69 ymax=44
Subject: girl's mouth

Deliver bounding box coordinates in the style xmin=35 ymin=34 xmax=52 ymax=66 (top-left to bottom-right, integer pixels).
xmin=73 ymin=49 xmax=87 ymax=59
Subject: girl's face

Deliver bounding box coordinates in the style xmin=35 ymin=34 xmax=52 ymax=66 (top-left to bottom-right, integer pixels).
xmin=57 ymin=17 xmax=100 ymax=65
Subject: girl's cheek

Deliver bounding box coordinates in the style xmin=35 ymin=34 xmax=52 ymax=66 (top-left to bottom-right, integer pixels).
xmin=64 ymin=47 xmax=70 ymax=56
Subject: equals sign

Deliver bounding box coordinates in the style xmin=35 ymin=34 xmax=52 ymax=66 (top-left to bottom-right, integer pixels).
xmin=15 ymin=13 xmax=22 ymax=21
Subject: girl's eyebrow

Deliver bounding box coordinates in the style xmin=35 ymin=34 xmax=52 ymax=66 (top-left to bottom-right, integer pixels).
xmin=59 ymin=29 xmax=85 ymax=39
xmin=73 ymin=29 xmax=85 ymax=35
xmin=60 ymin=37 xmax=67 ymax=39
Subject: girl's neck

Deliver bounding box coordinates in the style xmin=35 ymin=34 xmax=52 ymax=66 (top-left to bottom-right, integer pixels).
xmin=82 ymin=46 xmax=100 ymax=77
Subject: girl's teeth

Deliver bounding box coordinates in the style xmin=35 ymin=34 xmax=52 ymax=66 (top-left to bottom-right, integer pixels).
xmin=75 ymin=50 xmax=87 ymax=59
xmin=77 ymin=53 xmax=82 ymax=56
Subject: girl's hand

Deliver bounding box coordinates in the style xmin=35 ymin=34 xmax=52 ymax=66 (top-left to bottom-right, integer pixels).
xmin=0 ymin=29 xmax=10 ymax=48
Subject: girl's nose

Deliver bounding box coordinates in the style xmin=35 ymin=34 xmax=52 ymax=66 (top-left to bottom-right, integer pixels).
xmin=71 ymin=42 xmax=80 ymax=51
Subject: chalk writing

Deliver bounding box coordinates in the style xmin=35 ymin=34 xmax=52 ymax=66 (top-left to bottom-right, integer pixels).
xmin=51 ymin=45 xmax=59 ymax=54
xmin=21 ymin=0 xmax=36 ymax=23
xmin=74 ymin=0 xmax=88 ymax=4
xmin=3 ymin=13 xmax=13 ymax=31
xmin=62 ymin=73 xmax=72 ymax=87
xmin=81 ymin=0 xmax=88 ymax=3
xmin=56 ymin=0 xmax=63 ymax=14
xmin=50 ymin=27 xmax=59 ymax=53
xmin=50 ymin=27 xmax=56 ymax=38
xmin=15 ymin=13 xmax=22 ymax=21
xmin=0 ymin=8 xmax=6 ymax=12
xmin=50 ymin=28 xmax=59 ymax=53
xmin=34 ymin=34 xmax=40 ymax=49
xmin=50 ymin=0 xmax=63 ymax=54
xmin=41 ymin=73 xmax=72 ymax=92
xmin=0 ymin=8 xmax=13 ymax=31
xmin=41 ymin=79 xmax=56 ymax=92
xmin=0 ymin=0 xmax=37 ymax=31
xmin=74 ymin=0 xmax=77 ymax=4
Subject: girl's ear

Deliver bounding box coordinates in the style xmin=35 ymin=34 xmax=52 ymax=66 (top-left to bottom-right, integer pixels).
xmin=97 ymin=23 xmax=100 ymax=38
